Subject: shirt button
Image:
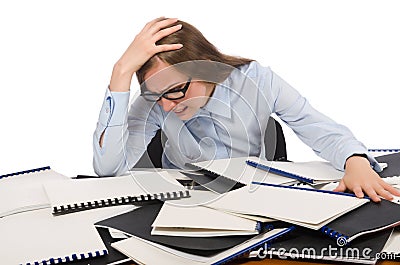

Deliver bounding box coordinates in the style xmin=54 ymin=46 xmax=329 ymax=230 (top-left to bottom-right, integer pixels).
xmin=105 ymin=107 xmax=110 ymax=113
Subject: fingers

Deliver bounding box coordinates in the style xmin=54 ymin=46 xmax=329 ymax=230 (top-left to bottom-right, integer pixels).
xmin=381 ymin=181 xmax=400 ymax=196
xmin=140 ymin=17 xmax=183 ymax=53
xmin=154 ymin=24 xmax=182 ymax=41
xmin=352 ymin=185 xmax=366 ymax=199
xmin=148 ymin=18 xmax=179 ymax=35
xmin=142 ymin=16 xmax=167 ymax=32
xmin=375 ymin=181 xmax=400 ymax=201
xmin=356 ymin=182 xmax=398 ymax=202
xmin=375 ymin=186 xmax=393 ymax=201
xmin=361 ymin=185 xmax=380 ymax=202
xmin=155 ymin=43 xmax=183 ymax=53
xmin=333 ymin=180 xmax=346 ymax=192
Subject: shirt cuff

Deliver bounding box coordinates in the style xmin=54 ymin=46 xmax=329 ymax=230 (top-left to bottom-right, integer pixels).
xmin=98 ymin=87 xmax=130 ymax=128
xmin=108 ymin=90 xmax=130 ymax=126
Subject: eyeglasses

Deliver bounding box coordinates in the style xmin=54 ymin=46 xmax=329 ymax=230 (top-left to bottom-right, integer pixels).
xmin=141 ymin=78 xmax=192 ymax=102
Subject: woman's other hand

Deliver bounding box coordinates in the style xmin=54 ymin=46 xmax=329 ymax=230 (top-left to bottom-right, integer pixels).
xmin=334 ymin=155 xmax=400 ymax=202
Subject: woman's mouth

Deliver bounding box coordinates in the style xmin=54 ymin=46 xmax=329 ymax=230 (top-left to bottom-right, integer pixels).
xmin=174 ymin=106 xmax=188 ymax=114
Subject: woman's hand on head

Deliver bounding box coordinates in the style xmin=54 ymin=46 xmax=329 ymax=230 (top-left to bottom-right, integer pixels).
xmin=110 ymin=17 xmax=183 ymax=92
xmin=334 ymin=155 xmax=400 ymax=202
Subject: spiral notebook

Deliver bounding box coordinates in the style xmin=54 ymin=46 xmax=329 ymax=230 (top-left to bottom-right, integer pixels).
xmin=319 ymin=199 xmax=400 ymax=244
xmin=0 ymin=205 xmax=135 ymax=265
xmin=44 ymin=171 xmax=190 ymax=215
xmin=205 ymin=184 xmax=368 ymax=230
xmin=245 ymin=159 xmax=345 ymax=185
xmin=187 ymin=156 xmax=346 ymax=188
xmin=69 ymin=227 xmax=132 ymax=265
xmin=186 ymin=156 xmax=298 ymax=186
xmin=0 ymin=166 xmax=69 ymax=217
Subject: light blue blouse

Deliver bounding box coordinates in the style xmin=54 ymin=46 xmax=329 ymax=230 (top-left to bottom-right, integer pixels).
xmin=93 ymin=61 xmax=380 ymax=176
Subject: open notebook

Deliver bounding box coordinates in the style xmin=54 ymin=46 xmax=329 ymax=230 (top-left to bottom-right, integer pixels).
xmin=187 ymin=156 xmax=345 ymax=187
xmin=245 ymin=159 xmax=345 ymax=185
xmin=0 ymin=205 xmax=135 ymax=265
xmin=187 ymin=156 xmax=295 ymax=186
xmin=205 ymin=184 xmax=368 ymax=230
xmin=151 ymin=195 xmax=261 ymax=237
xmin=44 ymin=171 xmax=189 ymax=215
xmin=95 ymin=202 xmax=256 ymax=254
xmin=0 ymin=166 xmax=69 ymax=217
xmin=111 ymin=227 xmax=293 ymax=265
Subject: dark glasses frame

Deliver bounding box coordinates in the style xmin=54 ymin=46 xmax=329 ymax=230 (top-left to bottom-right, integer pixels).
xmin=141 ymin=77 xmax=192 ymax=102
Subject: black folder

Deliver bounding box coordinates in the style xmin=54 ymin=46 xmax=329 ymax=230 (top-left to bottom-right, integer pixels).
xmin=268 ymin=222 xmax=392 ymax=264
xmin=95 ymin=202 xmax=254 ymax=256
xmin=320 ymin=199 xmax=400 ymax=244
xmin=376 ymin=152 xmax=400 ymax=178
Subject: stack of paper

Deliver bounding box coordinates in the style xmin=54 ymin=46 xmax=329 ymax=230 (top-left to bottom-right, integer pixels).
xmin=111 ymin=228 xmax=292 ymax=265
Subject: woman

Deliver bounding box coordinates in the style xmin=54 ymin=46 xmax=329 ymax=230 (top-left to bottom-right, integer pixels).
xmin=93 ymin=17 xmax=399 ymax=202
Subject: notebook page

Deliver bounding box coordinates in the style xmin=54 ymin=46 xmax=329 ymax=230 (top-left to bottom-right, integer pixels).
xmin=44 ymin=171 xmax=187 ymax=214
xmin=0 ymin=169 xmax=69 ymax=217
xmin=382 ymin=228 xmax=400 ymax=254
xmin=112 ymin=228 xmax=289 ymax=264
xmin=151 ymin=227 xmax=259 ymax=237
xmin=267 ymin=160 xmax=344 ymax=183
xmin=0 ymin=206 xmax=135 ymax=265
xmin=191 ymin=156 xmax=295 ymax=185
xmin=151 ymin=202 xmax=259 ymax=236
xmin=205 ymin=185 xmax=368 ymax=230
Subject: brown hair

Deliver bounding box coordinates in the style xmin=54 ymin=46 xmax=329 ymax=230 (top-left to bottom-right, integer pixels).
xmin=136 ymin=20 xmax=253 ymax=84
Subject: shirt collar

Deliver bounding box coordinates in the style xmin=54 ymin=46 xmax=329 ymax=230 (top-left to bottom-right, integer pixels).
xmin=200 ymin=78 xmax=232 ymax=119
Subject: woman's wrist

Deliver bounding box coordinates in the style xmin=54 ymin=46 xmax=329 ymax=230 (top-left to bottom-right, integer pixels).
xmin=345 ymin=153 xmax=370 ymax=170
xmin=109 ymin=63 xmax=134 ymax=92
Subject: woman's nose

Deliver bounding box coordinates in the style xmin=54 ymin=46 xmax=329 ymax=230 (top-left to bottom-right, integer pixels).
xmin=158 ymin=97 xmax=177 ymax=112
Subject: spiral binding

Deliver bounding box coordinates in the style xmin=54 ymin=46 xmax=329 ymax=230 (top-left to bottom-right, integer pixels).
xmin=320 ymin=225 xmax=349 ymax=243
xmin=368 ymin=149 xmax=400 ymax=153
xmin=185 ymin=163 xmax=247 ymax=188
xmin=0 ymin=166 xmax=51 ymax=180
xmin=24 ymin=249 xmax=107 ymax=265
xmin=212 ymin=226 xmax=296 ymax=265
xmin=52 ymin=190 xmax=190 ymax=215
xmin=246 ymin=160 xmax=315 ymax=184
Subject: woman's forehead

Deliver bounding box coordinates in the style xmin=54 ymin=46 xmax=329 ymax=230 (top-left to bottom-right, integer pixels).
xmin=143 ymin=63 xmax=187 ymax=92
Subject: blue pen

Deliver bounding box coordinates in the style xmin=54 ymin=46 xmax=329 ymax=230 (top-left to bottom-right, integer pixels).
xmin=246 ymin=160 xmax=314 ymax=184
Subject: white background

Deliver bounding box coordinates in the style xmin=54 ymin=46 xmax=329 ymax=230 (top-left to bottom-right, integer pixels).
xmin=1 ymin=0 xmax=399 ymax=177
